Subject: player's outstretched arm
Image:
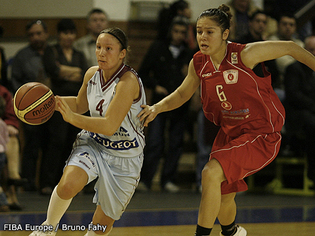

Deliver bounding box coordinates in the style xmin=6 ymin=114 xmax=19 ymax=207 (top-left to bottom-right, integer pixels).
xmin=138 ymin=59 xmax=200 ymax=127
xmin=241 ymin=40 xmax=315 ymax=71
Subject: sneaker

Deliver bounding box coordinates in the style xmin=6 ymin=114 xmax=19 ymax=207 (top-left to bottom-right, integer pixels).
xmin=164 ymin=182 xmax=180 ymax=193
xmin=29 ymin=222 xmax=56 ymax=236
xmin=220 ymin=225 xmax=247 ymax=236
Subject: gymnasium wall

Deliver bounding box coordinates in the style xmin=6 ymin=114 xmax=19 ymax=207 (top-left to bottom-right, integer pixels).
xmin=0 ymin=0 xmax=263 ymax=62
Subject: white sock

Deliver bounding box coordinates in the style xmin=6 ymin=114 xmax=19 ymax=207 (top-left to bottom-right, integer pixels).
xmin=46 ymin=185 xmax=72 ymax=229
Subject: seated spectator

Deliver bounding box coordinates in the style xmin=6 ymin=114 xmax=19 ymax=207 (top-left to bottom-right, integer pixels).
xmin=238 ymin=10 xmax=279 ymax=88
xmin=0 ymin=26 xmax=10 ymax=90
xmin=0 ymin=96 xmax=9 ymax=212
xmin=156 ymin=0 xmax=197 ymax=51
xmin=227 ymin=0 xmax=277 ymax=42
xmin=10 ymin=19 xmax=50 ymax=193
xmin=73 ymin=8 xmax=109 ymax=67
xmin=0 ymin=84 xmax=25 ymax=211
xmin=272 ymin=0 xmax=313 ymax=41
xmin=268 ymin=13 xmax=304 ymax=102
xmin=284 ymin=35 xmax=315 ymax=184
xmin=137 ymin=16 xmax=193 ymax=193
xmin=226 ymin=0 xmax=258 ymax=41
xmin=42 ymin=18 xmax=88 ymax=195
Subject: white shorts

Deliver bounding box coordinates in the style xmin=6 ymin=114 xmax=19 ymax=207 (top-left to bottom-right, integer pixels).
xmin=66 ymin=133 xmax=143 ymax=220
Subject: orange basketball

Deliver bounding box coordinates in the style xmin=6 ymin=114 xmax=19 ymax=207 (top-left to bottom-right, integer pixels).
xmin=13 ymin=82 xmax=55 ymax=125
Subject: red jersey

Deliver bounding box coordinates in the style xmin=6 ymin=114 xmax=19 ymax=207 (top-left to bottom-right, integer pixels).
xmin=193 ymin=42 xmax=285 ymax=138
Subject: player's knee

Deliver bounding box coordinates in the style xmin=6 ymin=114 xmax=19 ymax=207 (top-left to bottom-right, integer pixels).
xmin=57 ymin=181 xmax=81 ymax=199
xmin=221 ymin=192 xmax=236 ymax=206
xmin=201 ymin=160 xmax=225 ymax=184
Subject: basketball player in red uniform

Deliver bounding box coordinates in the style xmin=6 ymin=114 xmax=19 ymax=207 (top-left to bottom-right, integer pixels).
xmin=138 ymin=4 xmax=315 ymax=236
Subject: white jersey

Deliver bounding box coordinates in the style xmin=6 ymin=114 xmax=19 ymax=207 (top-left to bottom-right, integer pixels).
xmin=84 ymin=64 xmax=146 ymax=157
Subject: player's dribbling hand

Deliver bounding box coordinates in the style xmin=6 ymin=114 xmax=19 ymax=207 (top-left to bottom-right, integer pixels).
xmin=55 ymin=96 xmax=75 ymax=124
xmin=138 ymin=104 xmax=159 ymax=127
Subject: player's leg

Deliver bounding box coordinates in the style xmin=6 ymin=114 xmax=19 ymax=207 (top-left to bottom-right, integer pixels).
xmin=217 ymin=192 xmax=236 ymax=225
xmin=47 ymin=165 xmax=88 ymax=226
xmin=195 ymin=159 xmax=226 ymax=235
xmin=85 ymin=205 xmax=114 ymax=235
xmin=29 ymin=165 xmax=88 ymax=236
xmin=217 ymin=192 xmax=240 ymax=236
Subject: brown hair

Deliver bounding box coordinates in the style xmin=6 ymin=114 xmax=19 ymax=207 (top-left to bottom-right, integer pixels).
xmin=100 ymin=27 xmax=128 ymax=51
xmin=197 ymin=4 xmax=233 ymax=32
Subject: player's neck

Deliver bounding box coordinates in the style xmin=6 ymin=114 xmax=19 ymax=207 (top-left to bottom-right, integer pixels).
xmin=101 ymin=63 xmax=124 ymax=82
xmin=210 ymin=43 xmax=227 ymax=70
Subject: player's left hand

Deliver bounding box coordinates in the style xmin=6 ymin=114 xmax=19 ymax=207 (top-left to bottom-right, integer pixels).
xmin=138 ymin=104 xmax=159 ymax=127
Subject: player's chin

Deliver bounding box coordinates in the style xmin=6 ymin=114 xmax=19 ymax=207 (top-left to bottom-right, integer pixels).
xmin=98 ymin=60 xmax=106 ymax=66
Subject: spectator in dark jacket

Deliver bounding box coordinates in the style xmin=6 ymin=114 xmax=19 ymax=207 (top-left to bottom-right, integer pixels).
xmin=137 ymin=16 xmax=193 ymax=192
xmin=284 ymin=35 xmax=315 ymax=184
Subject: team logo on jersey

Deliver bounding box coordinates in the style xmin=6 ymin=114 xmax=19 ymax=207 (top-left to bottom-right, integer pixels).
xmin=231 ymin=52 xmax=238 ymax=64
xmin=223 ymin=70 xmax=238 ymax=84
xmin=221 ymin=101 xmax=232 ymax=110
xmin=90 ymin=132 xmax=139 ymax=150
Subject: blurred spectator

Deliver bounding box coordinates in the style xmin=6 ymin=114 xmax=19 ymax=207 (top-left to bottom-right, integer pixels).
xmin=0 ymin=96 xmax=9 ymax=212
xmin=226 ymin=0 xmax=259 ymax=41
xmin=284 ymin=35 xmax=315 ymax=184
xmin=227 ymin=0 xmax=277 ymax=41
xmin=10 ymin=19 xmax=50 ymax=192
xmin=268 ymin=13 xmax=304 ymax=102
xmin=0 ymin=27 xmax=26 ymax=210
xmin=73 ymin=8 xmax=109 ymax=67
xmin=137 ymin=16 xmax=193 ymax=193
xmin=238 ymin=10 xmax=279 ymax=88
xmin=0 ymin=26 xmax=10 ymax=90
xmin=272 ymin=0 xmax=312 ymax=41
xmin=42 ymin=18 xmax=88 ymax=194
xmin=0 ymin=85 xmax=26 ymax=211
xmin=156 ymin=0 xmax=197 ymax=51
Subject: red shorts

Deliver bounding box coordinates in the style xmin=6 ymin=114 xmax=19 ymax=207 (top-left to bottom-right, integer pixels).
xmin=210 ymin=128 xmax=282 ymax=195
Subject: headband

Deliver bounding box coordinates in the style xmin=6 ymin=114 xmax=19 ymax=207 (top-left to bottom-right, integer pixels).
xmin=106 ymin=31 xmax=126 ymax=50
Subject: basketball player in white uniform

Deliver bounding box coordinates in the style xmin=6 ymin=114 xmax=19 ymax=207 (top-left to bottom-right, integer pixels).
xmin=30 ymin=27 xmax=146 ymax=236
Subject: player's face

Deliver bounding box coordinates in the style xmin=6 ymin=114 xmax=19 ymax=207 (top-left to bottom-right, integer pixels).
xmin=88 ymin=13 xmax=108 ymax=36
xmin=196 ymin=17 xmax=229 ymax=56
xmin=27 ymin=24 xmax=48 ymax=51
xmin=95 ymin=33 xmax=126 ymax=70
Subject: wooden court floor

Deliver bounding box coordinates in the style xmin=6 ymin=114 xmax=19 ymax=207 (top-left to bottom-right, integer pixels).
xmin=0 ymin=190 xmax=315 ymax=236
xmin=0 ymin=223 xmax=315 ymax=236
